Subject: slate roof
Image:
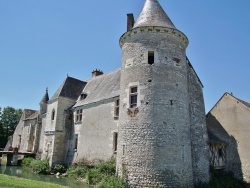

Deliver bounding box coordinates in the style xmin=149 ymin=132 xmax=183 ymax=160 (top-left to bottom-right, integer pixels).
xmin=23 ymin=109 xmax=37 ymax=119
xmin=50 ymin=76 xmax=87 ymax=101
xmin=133 ymin=0 xmax=176 ymax=29
xmin=74 ymin=69 xmax=120 ymax=107
xmin=24 ymin=111 xmax=39 ymax=120
xmin=40 ymin=88 xmax=49 ymax=104
xmin=208 ymin=130 xmax=226 ymax=144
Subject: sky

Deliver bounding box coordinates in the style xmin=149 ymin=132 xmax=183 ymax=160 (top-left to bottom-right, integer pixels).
xmin=0 ymin=0 xmax=250 ymax=113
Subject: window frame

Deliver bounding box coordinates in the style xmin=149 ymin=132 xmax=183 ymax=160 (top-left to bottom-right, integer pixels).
xmin=113 ymin=132 xmax=118 ymax=154
xmin=130 ymin=86 xmax=138 ymax=108
xmin=114 ymin=98 xmax=120 ymax=117
xmin=51 ymin=109 xmax=55 ymax=120
xmin=148 ymin=51 xmax=154 ymax=65
xmin=75 ymin=109 xmax=83 ymax=123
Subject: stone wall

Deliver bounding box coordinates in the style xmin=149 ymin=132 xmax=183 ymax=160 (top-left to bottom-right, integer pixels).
xmin=72 ymin=98 xmax=118 ymax=162
xmin=118 ymin=27 xmax=195 ymax=187
xmin=187 ymin=64 xmax=210 ymax=183
xmin=207 ymin=93 xmax=250 ymax=183
xmin=43 ymin=97 xmax=76 ymax=166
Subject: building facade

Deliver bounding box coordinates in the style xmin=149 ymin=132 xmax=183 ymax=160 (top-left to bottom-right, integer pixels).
xmin=9 ymin=0 xmax=211 ymax=187
xmin=207 ymin=92 xmax=250 ymax=183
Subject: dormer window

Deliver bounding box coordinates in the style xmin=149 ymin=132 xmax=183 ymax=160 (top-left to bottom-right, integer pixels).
xmin=80 ymin=93 xmax=87 ymax=100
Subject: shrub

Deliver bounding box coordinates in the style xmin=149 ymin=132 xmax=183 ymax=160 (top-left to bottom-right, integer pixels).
xmin=86 ymin=169 xmax=104 ymax=184
xmin=96 ymin=176 xmax=127 ymax=188
xmin=53 ymin=164 xmax=67 ymax=173
xmin=29 ymin=159 xmax=50 ymax=174
xmin=97 ymin=160 xmax=116 ymax=176
xmin=67 ymin=166 xmax=88 ymax=178
xmin=22 ymin=157 xmax=35 ymax=167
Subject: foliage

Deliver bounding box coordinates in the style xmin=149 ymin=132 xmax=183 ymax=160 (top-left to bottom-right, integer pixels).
xmin=195 ymin=168 xmax=246 ymax=188
xmin=66 ymin=159 xmax=127 ymax=187
xmin=22 ymin=157 xmax=35 ymax=167
xmin=0 ymin=174 xmax=69 ymax=188
xmin=96 ymin=176 xmax=127 ymax=188
xmin=86 ymin=168 xmax=104 ymax=184
xmin=67 ymin=166 xmax=88 ymax=178
xmin=97 ymin=160 xmax=116 ymax=176
xmin=0 ymin=106 xmax=22 ymax=148
xmin=53 ymin=164 xmax=67 ymax=173
xmin=29 ymin=159 xmax=50 ymax=174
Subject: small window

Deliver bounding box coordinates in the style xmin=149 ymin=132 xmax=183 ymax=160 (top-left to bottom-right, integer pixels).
xmin=218 ymin=148 xmax=223 ymax=157
xmin=130 ymin=86 xmax=138 ymax=108
xmin=114 ymin=99 xmax=119 ymax=117
xmin=148 ymin=51 xmax=154 ymax=65
xmin=51 ymin=109 xmax=55 ymax=120
xmin=80 ymin=93 xmax=87 ymax=100
xmin=173 ymin=57 xmax=181 ymax=63
xmin=113 ymin=132 xmax=118 ymax=154
xmin=75 ymin=134 xmax=78 ymax=151
xmin=75 ymin=109 xmax=83 ymax=122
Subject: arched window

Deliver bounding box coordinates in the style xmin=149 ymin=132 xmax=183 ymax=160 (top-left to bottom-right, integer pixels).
xmin=51 ymin=109 xmax=55 ymax=120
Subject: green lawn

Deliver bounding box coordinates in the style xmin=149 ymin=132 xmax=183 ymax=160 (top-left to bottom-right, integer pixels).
xmin=0 ymin=174 xmax=70 ymax=188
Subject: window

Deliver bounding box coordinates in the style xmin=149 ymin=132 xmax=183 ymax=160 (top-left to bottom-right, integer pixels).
xmin=75 ymin=134 xmax=78 ymax=151
xmin=113 ymin=132 xmax=118 ymax=154
xmin=148 ymin=51 xmax=154 ymax=65
xmin=218 ymin=148 xmax=223 ymax=157
xmin=75 ymin=109 xmax=83 ymax=122
xmin=114 ymin=99 xmax=119 ymax=117
xmin=80 ymin=93 xmax=87 ymax=100
xmin=130 ymin=86 xmax=138 ymax=108
xmin=51 ymin=109 xmax=55 ymax=120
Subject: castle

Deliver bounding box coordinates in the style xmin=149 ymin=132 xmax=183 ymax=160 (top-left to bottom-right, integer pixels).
xmin=9 ymin=0 xmax=250 ymax=187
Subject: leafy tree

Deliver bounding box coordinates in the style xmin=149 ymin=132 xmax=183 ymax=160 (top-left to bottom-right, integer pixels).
xmin=0 ymin=106 xmax=22 ymax=148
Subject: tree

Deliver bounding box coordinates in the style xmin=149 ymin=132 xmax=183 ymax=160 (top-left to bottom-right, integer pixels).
xmin=0 ymin=106 xmax=22 ymax=148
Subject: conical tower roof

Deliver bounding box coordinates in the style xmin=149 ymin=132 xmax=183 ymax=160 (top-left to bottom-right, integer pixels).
xmin=40 ymin=88 xmax=49 ymax=104
xmin=133 ymin=0 xmax=175 ymax=29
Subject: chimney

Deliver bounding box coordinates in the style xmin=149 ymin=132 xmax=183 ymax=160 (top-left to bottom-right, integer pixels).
xmin=92 ymin=69 xmax=104 ymax=77
xmin=127 ymin=14 xmax=134 ymax=31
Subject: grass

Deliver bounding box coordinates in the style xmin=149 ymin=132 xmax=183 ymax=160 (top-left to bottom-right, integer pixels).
xmin=0 ymin=174 xmax=69 ymax=188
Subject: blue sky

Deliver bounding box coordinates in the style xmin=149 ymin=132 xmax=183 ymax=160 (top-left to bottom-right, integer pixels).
xmin=0 ymin=0 xmax=249 ymax=113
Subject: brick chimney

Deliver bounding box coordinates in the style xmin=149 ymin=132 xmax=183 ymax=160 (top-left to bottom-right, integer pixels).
xmin=92 ymin=69 xmax=104 ymax=77
xmin=127 ymin=14 xmax=134 ymax=31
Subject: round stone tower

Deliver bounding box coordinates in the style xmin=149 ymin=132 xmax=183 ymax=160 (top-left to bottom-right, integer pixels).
xmin=117 ymin=0 xmax=195 ymax=187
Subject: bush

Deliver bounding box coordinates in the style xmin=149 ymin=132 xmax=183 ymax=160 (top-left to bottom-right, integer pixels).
xmin=86 ymin=168 xmax=105 ymax=185
xmin=97 ymin=160 xmax=116 ymax=176
xmin=67 ymin=166 xmax=88 ymax=178
xmin=96 ymin=176 xmax=127 ymax=188
xmin=29 ymin=159 xmax=50 ymax=174
xmin=53 ymin=164 xmax=67 ymax=174
xmin=22 ymin=157 xmax=35 ymax=167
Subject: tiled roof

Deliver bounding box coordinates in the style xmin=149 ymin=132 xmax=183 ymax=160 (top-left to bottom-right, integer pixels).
xmin=24 ymin=110 xmax=39 ymax=120
xmin=40 ymin=88 xmax=49 ymax=104
xmin=50 ymin=77 xmax=87 ymax=101
xmin=133 ymin=0 xmax=176 ymax=29
xmin=74 ymin=69 xmax=120 ymax=107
